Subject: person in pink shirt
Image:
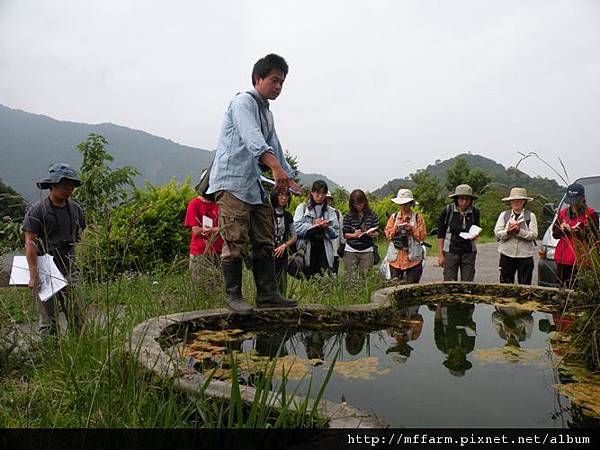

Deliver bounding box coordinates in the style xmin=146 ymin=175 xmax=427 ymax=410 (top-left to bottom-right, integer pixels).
xmin=185 ymin=195 xmax=223 ymax=282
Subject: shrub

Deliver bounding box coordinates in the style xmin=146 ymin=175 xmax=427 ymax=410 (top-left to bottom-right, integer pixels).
xmin=79 ymin=179 xmax=196 ymax=279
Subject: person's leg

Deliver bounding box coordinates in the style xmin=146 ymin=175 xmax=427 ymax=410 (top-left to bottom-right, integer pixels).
xmin=189 ymin=254 xmax=202 ymax=284
xmin=443 ymin=251 xmax=460 ymax=281
xmin=343 ymin=252 xmax=359 ymax=276
xmin=357 ymin=252 xmax=374 ymax=274
xmin=250 ymin=200 xmax=296 ymax=307
xmin=460 ymin=252 xmax=476 ymax=282
xmin=389 ymin=265 xmax=402 ymax=280
xmin=216 ymin=191 xmax=253 ymax=313
xmin=38 ymin=295 xmax=58 ymax=334
xmin=499 ymin=254 xmax=517 ymax=284
xmin=62 ymin=285 xmax=84 ymax=333
xmin=517 ymin=257 xmax=534 ymax=285
xmin=405 ymin=263 xmax=423 ymax=284
xmin=274 ymin=256 xmax=288 ymax=296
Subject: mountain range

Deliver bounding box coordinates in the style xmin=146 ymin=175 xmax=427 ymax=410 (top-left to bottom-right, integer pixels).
xmin=0 ymin=104 xmax=337 ymax=201
xmin=1 ymin=104 xmax=563 ymax=203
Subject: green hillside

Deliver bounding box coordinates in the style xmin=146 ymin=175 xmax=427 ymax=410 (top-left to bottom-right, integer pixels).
xmin=0 ymin=104 xmax=336 ymax=202
xmin=372 ymin=153 xmax=564 ymax=201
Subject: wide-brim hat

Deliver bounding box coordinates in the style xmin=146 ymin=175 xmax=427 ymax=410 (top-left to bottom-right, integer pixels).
xmin=36 ymin=163 xmax=82 ymax=190
xmin=502 ymin=187 xmax=533 ymax=202
xmin=564 ymin=183 xmax=585 ymax=205
xmin=448 ymin=184 xmax=478 ymax=199
xmin=391 ymin=188 xmax=418 ymax=205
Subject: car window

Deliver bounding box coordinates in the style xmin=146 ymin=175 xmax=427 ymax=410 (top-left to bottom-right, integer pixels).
xmin=557 ymin=177 xmax=600 ymax=212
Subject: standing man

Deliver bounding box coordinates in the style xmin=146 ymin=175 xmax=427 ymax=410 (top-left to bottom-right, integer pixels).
xmin=22 ymin=163 xmax=86 ymax=334
xmin=207 ymin=53 xmax=300 ymax=313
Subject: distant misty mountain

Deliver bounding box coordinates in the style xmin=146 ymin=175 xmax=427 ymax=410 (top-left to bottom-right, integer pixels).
xmin=0 ymin=104 xmax=338 ymax=202
xmin=372 ymin=153 xmax=565 ymax=202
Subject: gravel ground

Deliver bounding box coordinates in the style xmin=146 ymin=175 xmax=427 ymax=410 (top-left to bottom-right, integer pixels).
xmin=420 ymin=242 xmax=539 ymax=284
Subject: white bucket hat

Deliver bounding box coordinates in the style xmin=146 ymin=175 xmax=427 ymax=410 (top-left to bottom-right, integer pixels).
xmin=391 ymin=189 xmax=417 ymax=205
xmin=502 ymin=187 xmax=533 ymax=202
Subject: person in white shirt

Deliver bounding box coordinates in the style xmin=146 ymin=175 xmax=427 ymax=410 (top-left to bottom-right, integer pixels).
xmin=494 ymin=187 xmax=538 ymax=285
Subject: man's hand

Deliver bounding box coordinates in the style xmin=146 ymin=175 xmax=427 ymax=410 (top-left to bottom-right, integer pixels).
xmin=272 ymin=165 xmax=290 ymax=193
xmin=438 ymin=254 xmax=445 ymax=267
xmin=274 ymin=243 xmax=287 ymax=258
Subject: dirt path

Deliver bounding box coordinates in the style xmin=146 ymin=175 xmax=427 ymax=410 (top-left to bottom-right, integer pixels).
xmin=420 ymin=242 xmax=539 ymax=284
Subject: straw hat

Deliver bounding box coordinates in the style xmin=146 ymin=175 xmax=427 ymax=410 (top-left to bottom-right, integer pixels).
xmin=448 ymin=184 xmax=477 ymax=199
xmin=391 ymin=189 xmax=417 ymax=205
xmin=502 ymin=187 xmax=533 ymax=202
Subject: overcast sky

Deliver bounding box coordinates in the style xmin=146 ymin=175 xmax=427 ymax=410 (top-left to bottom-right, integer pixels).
xmin=1 ymin=0 xmax=599 ymax=190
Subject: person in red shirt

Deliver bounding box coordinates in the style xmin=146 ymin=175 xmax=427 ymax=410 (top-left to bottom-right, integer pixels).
xmin=184 ymin=195 xmax=224 ymax=282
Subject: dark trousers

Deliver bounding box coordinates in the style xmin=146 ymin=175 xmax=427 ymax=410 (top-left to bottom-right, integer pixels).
xmin=443 ymin=251 xmax=476 ymax=282
xmin=499 ymin=254 xmax=534 ymax=285
xmin=274 ymin=255 xmax=288 ymax=295
xmin=557 ymin=263 xmax=576 ymax=287
xmin=390 ymin=263 xmax=423 ymax=284
xmin=306 ymin=239 xmax=331 ymax=278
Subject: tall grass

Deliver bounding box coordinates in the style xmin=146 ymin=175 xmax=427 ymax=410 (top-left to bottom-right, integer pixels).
xmin=0 ymin=244 xmax=386 ymax=428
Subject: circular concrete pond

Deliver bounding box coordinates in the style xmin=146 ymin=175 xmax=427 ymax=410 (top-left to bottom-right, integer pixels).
xmin=127 ymin=282 xmax=598 ymax=428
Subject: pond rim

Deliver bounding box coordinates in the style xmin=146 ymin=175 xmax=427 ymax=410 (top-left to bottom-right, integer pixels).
xmin=126 ymin=282 xmax=566 ymax=428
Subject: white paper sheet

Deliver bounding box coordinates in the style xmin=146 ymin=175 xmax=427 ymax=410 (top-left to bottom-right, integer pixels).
xmin=459 ymin=225 xmax=482 ymax=240
xmin=9 ymin=254 xmax=68 ymax=302
xmin=202 ymin=216 xmax=213 ymax=230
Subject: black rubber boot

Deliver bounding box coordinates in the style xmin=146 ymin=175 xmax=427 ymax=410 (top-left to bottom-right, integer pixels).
xmin=252 ymin=257 xmax=297 ymax=308
xmin=222 ymin=260 xmax=253 ymax=314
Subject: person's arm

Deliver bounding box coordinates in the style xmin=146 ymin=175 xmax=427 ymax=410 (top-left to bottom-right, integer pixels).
xmin=494 ymin=212 xmax=509 ymax=241
xmin=259 ymin=151 xmax=301 ymax=194
xmin=384 ymin=214 xmax=396 ymax=240
xmin=342 ymin=213 xmax=360 ymax=240
xmin=368 ymin=212 xmax=380 ymax=238
xmin=552 ymin=213 xmax=565 ymax=240
xmin=326 ymin=209 xmax=339 ymax=240
xmin=293 ymin=203 xmax=311 ymax=238
xmin=518 ymin=212 xmax=538 ymax=241
xmin=24 ymin=231 xmax=40 ymax=290
xmin=436 ymin=208 xmax=447 ymax=266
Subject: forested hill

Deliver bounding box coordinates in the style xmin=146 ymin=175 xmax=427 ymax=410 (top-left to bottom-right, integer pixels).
xmin=0 ymin=104 xmax=337 ymax=201
xmin=372 ymin=153 xmax=564 ymax=201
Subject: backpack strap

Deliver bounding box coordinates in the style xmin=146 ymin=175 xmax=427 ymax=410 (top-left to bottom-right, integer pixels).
xmin=244 ymin=91 xmax=273 ymax=142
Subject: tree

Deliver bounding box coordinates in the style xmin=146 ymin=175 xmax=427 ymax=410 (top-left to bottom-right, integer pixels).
xmin=445 ymin=157 xmax=492 ymax=195
xmin=0 ymin=178 xmax=27 ymax=219
xmin=411 ymin=169 xmax=444 ymax=218
xmin=74 ymin=133 xmax=139 ymax=222
xmin=445 ymin=157 xmax=471 ymax=192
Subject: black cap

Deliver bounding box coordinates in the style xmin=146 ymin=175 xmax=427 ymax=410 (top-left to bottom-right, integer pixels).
xmin=564 ymin=183 xmax=585 ymax=204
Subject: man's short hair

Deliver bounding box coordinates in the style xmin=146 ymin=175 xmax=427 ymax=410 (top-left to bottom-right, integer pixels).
xmin=252 ymin=54 xmax=289 ymax=86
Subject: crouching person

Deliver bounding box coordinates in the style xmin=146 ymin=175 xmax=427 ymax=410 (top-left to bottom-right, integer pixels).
xmin=22 ymin=163 xmax=86 ymax=335
xmin=494 ymin=188 xmax=538 ymax=285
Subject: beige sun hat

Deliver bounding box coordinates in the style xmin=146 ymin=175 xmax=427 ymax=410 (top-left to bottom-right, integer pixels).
xmin=391 ymin=189 xmax=417 ymax=205
xmin=448 ymin=184 xmax=478 ymax=199
xmin=502 ymin=187 xmax=533 ymax=202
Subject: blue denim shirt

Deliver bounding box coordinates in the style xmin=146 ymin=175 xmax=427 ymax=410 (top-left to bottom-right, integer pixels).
xmin=206 ymin=88 xmax=292 ymax=205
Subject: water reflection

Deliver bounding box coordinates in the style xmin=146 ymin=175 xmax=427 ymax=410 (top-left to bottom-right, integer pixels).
xmin=345 ymin=331 xmax=366 ymax=356
xmin=491 ymin=307 xmax=533 ymax=348
xmin=433 ymin=303 xmax=476 ymax=377
xmin=386 ymin=305 xmax=424 ymax=363
xmin=255 ymin=331 xmax=289 ymax=357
